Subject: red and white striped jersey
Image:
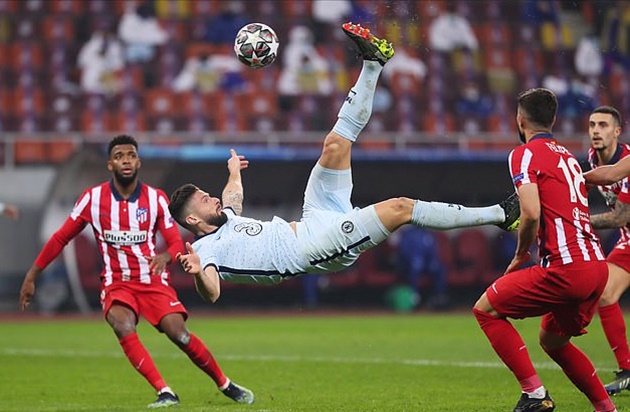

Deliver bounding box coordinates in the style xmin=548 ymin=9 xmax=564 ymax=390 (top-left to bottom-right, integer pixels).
xmin=588 ymin=143 xmax=630 ymax=248
xmin=35 ymin=180 xmax=184 ymax=286
xmin=509 ymin=133 xmax=605 ymax=267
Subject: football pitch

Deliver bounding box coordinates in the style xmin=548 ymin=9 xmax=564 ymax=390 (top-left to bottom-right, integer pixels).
xmin=1 ymin=311 xmax=628 ymax=412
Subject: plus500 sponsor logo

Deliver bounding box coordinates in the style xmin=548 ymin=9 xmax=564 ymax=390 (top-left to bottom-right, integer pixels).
xmin=104 ymin=230 xmax=147 ymax=245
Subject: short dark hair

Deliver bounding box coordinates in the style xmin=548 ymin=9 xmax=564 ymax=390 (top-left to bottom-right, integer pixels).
xmin=108 ymin=134 xmax=138 ymax=156
xmin=169 ymin=184 xmax=198 ymax=231
xmin=591 ymin=106 xmax=622 ymax=127
xmin=517 ymin=88 xmax=558 ymax=130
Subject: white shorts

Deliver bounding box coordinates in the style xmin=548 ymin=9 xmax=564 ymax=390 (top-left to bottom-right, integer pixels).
xmin=295 ymin=163 xmax=390 ymax=273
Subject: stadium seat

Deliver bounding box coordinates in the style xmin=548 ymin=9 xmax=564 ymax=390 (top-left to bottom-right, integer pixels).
xmin=280 ymin=0 xmax=311 ymax=18
xmin=389 ymin=70 xmax=423 ymax=97
xmin=354 ymin=244 xmax=398 ymax=288
xmin=487 ymin=113 xmax=516 ymax=135
xmin=434 ymin=231 xmax=454 ymax=275
xmin=11 ymin=87 xmax=45 ymax=116
xmin=0 ymin=44 xmax=7 ymax=70
xmin=183 ymin=115 xmax=214 ymax=133
xmin=9 ymin=41 xmax=44 ymax=71
xmin=13 ymin=140 xmax=48 ymax=164
xmin=236 ymin=91 xmax=278 ymax=118
xmin=184 ymin=43 xmax=220 ymax=60
xmin=144 ymin=88 xmax=180 ymax=116
xmin=110 ymin=111 xmax=146 ymax=133
xmin=0 ymin=0 xmax=17 ymax=13
xmin=47 ymin=139 xmax=77 ymax=163
xmin=50 ymin=0 xmax=84 ymax=15
xmin=42 ymin=16 xmax=75 ymax=42
xmin=146 ymin=115 xmax=186 ymax=132
xmin=450 ymin=228 xmax=492 ymax=286
xmin=474 ymin=23 xmax=511 ymax=47
xmin=415 ymin=0 xmax=444 ymax=21
xmin=540 ymin=22 xmax=574 ymax=50
xmin=161 ymin=19 xmax=188 ymax=44
xmin=155 ymin=0 xmax=191 ymax=19
xmin=80 ymin=111 xmax=112 ymax=133
xmin=189 ymin=0 xmax=217 ymax=17
xmin=12 ymin=16 xmax=40 ymax=40
xmin=422 ymin=112 xmax=456 ymax=134
xmin=178 ymin=90 xmax=209 ymax=115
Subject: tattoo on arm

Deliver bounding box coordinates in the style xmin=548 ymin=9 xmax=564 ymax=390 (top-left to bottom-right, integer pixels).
xmin=591 ymin=201 xmax=630 ymax=229
xmin=223 ymin=190 xmax=243 ymax=215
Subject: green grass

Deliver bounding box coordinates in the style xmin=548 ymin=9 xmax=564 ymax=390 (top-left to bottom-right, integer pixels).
xmin=0 ymin=312 xmax=628 ymax=411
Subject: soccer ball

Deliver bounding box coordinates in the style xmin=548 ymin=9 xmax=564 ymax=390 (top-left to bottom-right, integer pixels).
xmin=234 ymin=23 xmax=279 ymax=69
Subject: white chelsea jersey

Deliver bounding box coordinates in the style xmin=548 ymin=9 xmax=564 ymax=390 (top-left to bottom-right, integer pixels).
xmin=192 ymin=208 xmax=309 ymax=284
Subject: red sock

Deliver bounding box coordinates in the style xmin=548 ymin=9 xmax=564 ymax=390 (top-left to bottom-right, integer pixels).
xmin=473 ymin=308 xmax=541 ymax=391
xmin=599 ymin=303 xmax=630 ymax=370
xmin=545 ymin=342 xmax=615 ymax=411
xmin=119 ymin=333 xmax=167 ymax=392
xmin=181 ymin=333 xmax=228 ymax=388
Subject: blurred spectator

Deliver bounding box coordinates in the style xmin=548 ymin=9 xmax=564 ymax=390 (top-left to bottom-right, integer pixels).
xmin=311 ymin=0 xmax=353 ymax=44
xmin=521 ymin=0 xmax=560 ymax=25
xmin=542 ymin=74 xmax=598 ymax=118
xmin=0 ymin=201 xmax=19 ymax=220
xmin=393 ymin=227 xmax=449 ymax=310
xmin=575 ymin=34 xmax=604 ymax=78
xmin=118 ymin=1 xmax=168 ymax=63
xmin=278 ymin=26 xmax=333 ymax=96
xmin=172 ymin=53 xmax=246 ymax=93
xmin=77 ymin=29 xmax=125 ymax=94
xmin=600 ymin=0 xmax=630 ymax=71
xmin=455 ymin=80 xmax=493 ymax=118
xmin=382 ymin=46 xmax=427 ymax=85
xmin=312 ymin=0 xmax=352 ymax=25
xmin=428 ymin=0 xmax=478 ymax=52
xmin=205 ymin=1 xmax=249 ymax=45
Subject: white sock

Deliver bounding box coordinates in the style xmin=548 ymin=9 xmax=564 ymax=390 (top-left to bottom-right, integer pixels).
xmin=159 ymin=386 xmax=175 ymax=395
xmin=525 ymin=386 xmax=546 ymax=399
xmin=219 ymin=379 xmax=231 ymax=391
xmin=411 ymin=200 xmax=504 ymax=230
xmin=332 ymin=60 xmax=383 ymax=142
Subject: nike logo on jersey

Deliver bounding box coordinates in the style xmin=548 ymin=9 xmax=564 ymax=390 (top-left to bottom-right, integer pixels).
xmin=169 ymin=301 xmax=181 ymax=307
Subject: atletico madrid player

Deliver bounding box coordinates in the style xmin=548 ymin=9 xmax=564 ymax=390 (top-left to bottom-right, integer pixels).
xmin=19 ymin=134 xmax=254 ymax=408
xmin=473 ymin=88 xmax=616 ymax=412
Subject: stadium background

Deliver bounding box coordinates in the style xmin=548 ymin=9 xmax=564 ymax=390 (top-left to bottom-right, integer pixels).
xmin=0 ymin=0 xmax=627 ymax=313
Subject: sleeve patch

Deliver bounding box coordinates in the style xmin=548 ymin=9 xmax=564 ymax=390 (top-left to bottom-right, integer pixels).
xmin=512 ymin=172 xmax=525 ymax=184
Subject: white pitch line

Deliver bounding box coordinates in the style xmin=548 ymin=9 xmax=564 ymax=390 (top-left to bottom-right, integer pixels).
xmin=0 ymin=347 xmax=615 ymax=372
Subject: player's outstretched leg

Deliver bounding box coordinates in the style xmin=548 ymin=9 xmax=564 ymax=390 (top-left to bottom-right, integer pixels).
xmin=221 ymin=380 xmax=255 ymax=404
xmin=410 ymin=194 xmax=518 ymax=231
xmin=342 ymin=22 xmax=394 ymax=66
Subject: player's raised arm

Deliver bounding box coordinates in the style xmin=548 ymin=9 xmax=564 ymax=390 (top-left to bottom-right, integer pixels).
xmin=584 ymin=155 xmax=630 ymax=186
xmin=222 ymin=149 xmax=248 ymax=216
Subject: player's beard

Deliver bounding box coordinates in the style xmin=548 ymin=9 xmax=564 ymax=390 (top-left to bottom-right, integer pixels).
xmin=206 ymin=211 xmax=228 ymax=228
xmin=113 ymin=169 xmax=138 ymax=187
xmin=518 ymin=128 xmax=526 ymax=144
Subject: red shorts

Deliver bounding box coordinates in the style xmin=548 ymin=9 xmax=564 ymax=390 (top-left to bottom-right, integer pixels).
xmin=486 ymin=261 xmax=608 ymax=337
xmin=608 ymin=245 xmax=630 ymax=273
xmin=100 ymin=281 xmax=188 ymax=328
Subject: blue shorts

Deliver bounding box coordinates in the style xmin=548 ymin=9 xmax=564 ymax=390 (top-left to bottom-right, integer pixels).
xmin=296 ymin=163 xmax=389 ymax=273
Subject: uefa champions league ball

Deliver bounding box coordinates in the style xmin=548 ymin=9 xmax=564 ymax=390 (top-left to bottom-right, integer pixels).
xmin=234 ymin=23 xmax=279 ymax=69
